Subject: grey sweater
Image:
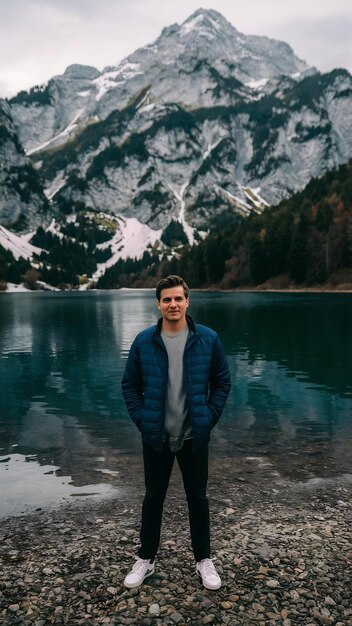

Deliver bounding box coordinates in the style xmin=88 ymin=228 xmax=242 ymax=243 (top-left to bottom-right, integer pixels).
xmin=161 ymin=326 xmax=192 ymax=452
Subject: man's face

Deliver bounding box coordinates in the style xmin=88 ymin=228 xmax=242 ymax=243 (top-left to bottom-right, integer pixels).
xmin=157 ymin=285 xmax=189 ymax=325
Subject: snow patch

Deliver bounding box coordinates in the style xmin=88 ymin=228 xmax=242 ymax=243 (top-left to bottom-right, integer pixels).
xmin=93 ymin=63 xmax=143 ymax=101
xmin=139 ymin=103 xmax=156 ymax=114
xmin=36 ymin=281 xmax=61 ymax=292
xmin=27 ymin=110 xmax=84 ymax=156
xmin=181 ymin=12 xmax=220 ymax=36
xmin=215 ymin=183 xmax=269 ymax=216
xmin=166 ymin=182 xmax=196 ymax=246
xmin=21 ymin=231 xmax=37 ymax=243
xmin=93 ymin=216 xmax=162 ymax=280
xmin=0 ymin=282 xmax=32 ymax=293
xmin=197 ymin=29 xmax=215 ymax=40
xmin=215 ymin=186 xmax=252 ymax=216
xmin=181 ymin=13 xmax=206 ymax=35
xmin=246 ymin=78 xmax=269 ymax=90
xmin=44 ymin=171 xmax=67 ymax=200
xmin=94 ymin=77 xmax=125 ymax=101
xmin=203 ymin=138 xmax=222 ymax=159
xmin=46 ymin=219 xmax=64 ymax=240
xmin=0 ymin=225 xmax=42 ymax=261
xmin=242 ymin=187 xmax=270 ymax=210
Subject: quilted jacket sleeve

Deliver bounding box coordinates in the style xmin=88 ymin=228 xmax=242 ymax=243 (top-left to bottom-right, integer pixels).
xmin=207 ymin=334 xmax=231 ymax=426
xmin=121 ymin=336 xmax=144 ymax=429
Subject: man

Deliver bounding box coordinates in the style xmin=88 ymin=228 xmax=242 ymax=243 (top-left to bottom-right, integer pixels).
xmin=121 ymin=275 xmax=231 ymax=590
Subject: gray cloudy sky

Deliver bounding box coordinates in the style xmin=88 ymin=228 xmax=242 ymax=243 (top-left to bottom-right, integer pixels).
xmin=0 ymin=0 xmax=351 ymax=97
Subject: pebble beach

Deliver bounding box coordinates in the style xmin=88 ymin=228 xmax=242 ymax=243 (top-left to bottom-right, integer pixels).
xmin=1 ymin=455 xmax=351 ymax=626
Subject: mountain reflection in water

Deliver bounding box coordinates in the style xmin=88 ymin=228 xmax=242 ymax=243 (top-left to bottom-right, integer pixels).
xmin=0 ymin=290 xmax=351 ymax=517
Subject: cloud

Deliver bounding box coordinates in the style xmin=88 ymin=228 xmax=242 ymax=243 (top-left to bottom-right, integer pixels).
xmin=270 ymin=15 xmax=352 ymax=72
xmin=0 ymin=0 xmax=351 ymax=96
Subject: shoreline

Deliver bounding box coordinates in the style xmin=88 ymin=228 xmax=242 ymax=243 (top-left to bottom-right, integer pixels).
xmin=1 ymin=465 xmax=351 ymax=625
xmin=196 ymin=287 xmax=352 ymax=294
xmin=2 ymin=285 xmax=352 ymax=295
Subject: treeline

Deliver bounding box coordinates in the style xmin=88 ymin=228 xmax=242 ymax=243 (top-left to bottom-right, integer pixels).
xmin=108 ymin=160 xmax=352 ymax=289
xmin=96 ymin=251 xmax=160 ymax=288
xmin=0 ymin=212 xmax=115 ymax=289
xmin=0 ymin=246 xmax=31 ymax=288
xmin=28 ymin=213 xmax=115 ymax=288
xmin=1 ymin=161 xmax=351 ymax=291
xmin=0 ymin=234 xmax=90 ymax=289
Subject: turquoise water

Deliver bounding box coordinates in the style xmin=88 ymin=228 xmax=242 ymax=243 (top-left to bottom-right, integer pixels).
xmin=1 ymin=290 xmax=351 ymax=516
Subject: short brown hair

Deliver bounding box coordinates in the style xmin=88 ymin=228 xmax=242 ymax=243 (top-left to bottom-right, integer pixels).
xmin=155 ymin=275 xmax=190 ymax=301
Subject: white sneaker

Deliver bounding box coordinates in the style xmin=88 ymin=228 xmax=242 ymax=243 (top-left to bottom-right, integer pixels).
xmin=196 ymin=558 xmax=222 ymax=590
xmin=124 ymin=558 xmax=155 ymax=588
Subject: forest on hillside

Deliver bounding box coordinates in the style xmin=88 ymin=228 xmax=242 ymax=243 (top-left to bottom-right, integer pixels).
xmin=0 ymin=160 xmax=351 ymax=291
xmin=97 ymin=160 xmax=352 ymax=290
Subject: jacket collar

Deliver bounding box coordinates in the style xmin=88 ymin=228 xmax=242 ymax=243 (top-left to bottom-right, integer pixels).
xmin=155 ymin=314 xmax=196 ymax=335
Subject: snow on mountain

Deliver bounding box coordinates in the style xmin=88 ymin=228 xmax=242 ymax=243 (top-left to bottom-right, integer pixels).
xmin=214 ymin=182 xmax=269 ymax=217
xmin=0 ymin=282 xmax=32 ymax=292
xmin=8 ymin=65 xmax=100 ymax=154
xmin=92 ymin=215 xmax=162 ymax=280
xmin=8 ymin=9 xmax=312 ymax=155
xmin=44 ymin=172 xmax=68 ymax=200
xmin=0 ymin=8 xmax=351 ymax=269
xmin=92 ymin=63 xmax=144 ymax=102
xmin=27 ymin=109 xmax=84 ymax=156
xmin=34 ymin=65 xmax=349 ymax=231
xmin=0 ymin=224 xmax=42 ymax=260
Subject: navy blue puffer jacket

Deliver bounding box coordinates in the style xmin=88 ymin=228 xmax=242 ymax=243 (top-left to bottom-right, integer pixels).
xmin=122 ymin=315 xmax=231 ymax=452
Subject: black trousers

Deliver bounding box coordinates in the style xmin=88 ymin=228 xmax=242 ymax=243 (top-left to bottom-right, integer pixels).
xmin=138 ymin=438 xmax=210 ymax=562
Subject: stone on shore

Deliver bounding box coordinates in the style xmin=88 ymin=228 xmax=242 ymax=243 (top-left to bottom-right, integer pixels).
xmin=0 ymin=466 xmax=350 ymax=625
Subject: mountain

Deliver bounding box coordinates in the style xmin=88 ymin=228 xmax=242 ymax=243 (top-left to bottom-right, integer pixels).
xmin=9 ymin=9 xmax=310 ymax=153
xmin=1 ymin=8 xmax=351 ymax=250
xmin=0 ymin=99 xmax=51 ymax=231
xmin=1 ymin=160 xmax=350 ymax=291
xmin=97 ymin=159 xmax=352 ymax=290
xmin=0 ymin=224 xmax=42 ymax=260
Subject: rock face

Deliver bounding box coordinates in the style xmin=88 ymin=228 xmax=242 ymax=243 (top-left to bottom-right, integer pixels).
xmin=1 ymin=8 xmax=352 ymax=235
xmin=8 ymin=65 xmax=100 ymax=155
xmin=0 ymin=100 xmax=50 ymax=231
xmin=9 ymin=9 xmax=310 ymax=152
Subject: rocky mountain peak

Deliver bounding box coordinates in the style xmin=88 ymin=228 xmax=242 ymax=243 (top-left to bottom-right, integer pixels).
xmin=180 ymin=7 xmax=237 ymax=35
xmin=102 ymin=7 xmax=311 ymax=94
xmin=62 ymin=64 xmax=100 ymax=80
xmin=147 ymin=7 xmax=309 ymax=84
xmin=8 ymin=8 xmax=314 ymax=156
xmin=1 ymin=9 xmax=351 ymax=244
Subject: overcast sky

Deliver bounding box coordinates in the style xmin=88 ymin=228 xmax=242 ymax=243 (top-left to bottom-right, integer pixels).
xmin=0 ymin=0 xmax=351 ymax=97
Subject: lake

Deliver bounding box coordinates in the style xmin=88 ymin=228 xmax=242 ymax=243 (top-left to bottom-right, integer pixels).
xmin=1 ymin=290 xmax=351 ymax=518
